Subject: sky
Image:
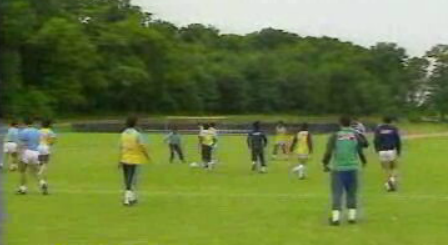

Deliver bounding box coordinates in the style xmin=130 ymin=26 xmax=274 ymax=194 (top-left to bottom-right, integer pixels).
xmin=133 ymin=0 xmax=448 ymax=56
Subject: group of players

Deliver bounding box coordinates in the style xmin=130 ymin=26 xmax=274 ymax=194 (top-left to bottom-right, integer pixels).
xmin=2 ymin=118 xmax=57 ymax=195
xmin=119 ymin=115 xmax=401 ymax=226
xmin=3 ymin=115 xmax=401 ymax=225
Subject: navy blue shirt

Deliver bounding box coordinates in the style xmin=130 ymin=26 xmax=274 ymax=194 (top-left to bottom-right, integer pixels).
xmin=374 ymin=124 xmax=401 ymax=154
xmin=247 ymin=130 xmax=268 ymax=150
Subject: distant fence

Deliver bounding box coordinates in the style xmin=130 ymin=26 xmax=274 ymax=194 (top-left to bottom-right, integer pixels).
xmin=72 ymin=121 xmax=377 ymax=135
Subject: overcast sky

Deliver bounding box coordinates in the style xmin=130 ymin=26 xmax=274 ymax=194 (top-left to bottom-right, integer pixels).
xmin=133 ymin=0 xmax=448 ymax=56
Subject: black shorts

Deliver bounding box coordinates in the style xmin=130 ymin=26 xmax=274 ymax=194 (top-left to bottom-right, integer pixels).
xmin=202 ymin=145 xmax=213 ymax=163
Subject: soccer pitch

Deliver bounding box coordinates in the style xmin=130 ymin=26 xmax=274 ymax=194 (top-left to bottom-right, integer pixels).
xmin=3 ymin=133 xmax=448 ymax=245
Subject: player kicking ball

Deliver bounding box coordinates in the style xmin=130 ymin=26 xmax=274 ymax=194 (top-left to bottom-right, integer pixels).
xmin=323 ymin=116 xmax=367 ymax=226
xmin=374 ymin=116 xmax=401 ymax=192
xmin=17 ymin=118 xmax=47 ymax=195
xmin=289 ymin=123 xmax=313 ymax=179
xmin=247 ymin=121 xmax=268 ymax=173
xmin=119 ymin=116 xmax=150 ymax=206
xmin=37 ymin=119 xmax=57 ymax=194
xmin=2 ymin=120 xmax=20 ymax=171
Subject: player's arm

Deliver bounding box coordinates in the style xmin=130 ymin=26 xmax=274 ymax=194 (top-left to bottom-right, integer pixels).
xmin=137 ymin=134 xmax=151 ymax=161
xmin=322 ymin=134 xmax=336 ymax=171
xmin=262 ymin=133 xmax=268 ymax=148
xmin=356 ymin=134 xmax=367 ymax=167
xmin=373 ymin=127 xmax=380 ymax=152
xmin=307 ymin=133 xmax=313 ymax=154
xmin=247 ymin=133 xmax=252 ymax=149
xmin=289 ymin=136 xmax=297 ymax=153
xmin=395 ymin=128 xmax=402 ymax=156
xmin=49 ymin=130 xmax=57 ymax=145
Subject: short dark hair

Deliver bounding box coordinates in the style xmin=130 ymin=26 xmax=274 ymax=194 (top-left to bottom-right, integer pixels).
xmin=383 ymin=116 xmax=393 ymax=124
xmin=210 ymin=122 xmax=216 ymax=127
xmin=126 ymin=116 xmax=138 ymax=128
xmin=339 ymin=116 xmax=352 ymax=127
xmin=24 ymin=117 xmax=33 ymax=126
xmin=253 ymin=121 xmax=260 ymax=130
xmin=41 ymin=119 xmax=52 ymax=128
xmin=300 ymin=123 xmax=309 ymax=131
xmin=203 ymin=123 xmax=210 ymax=130
xmin=10 ymin=120 xmax=18 ymax=127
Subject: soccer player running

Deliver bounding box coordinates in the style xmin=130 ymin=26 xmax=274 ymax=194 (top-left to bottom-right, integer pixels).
xmin=164 ymin=127 xmax=185 ymax=163
xmin=17 ymin=118 xmax=47 ymax=195
xmin=199 ymin=124 xmax=217 ymax=170
xmin=272 ymin=121 xmax=288 ymax=159
xmin=119 ymin=116 xmax=150 ymax=206
xmin=374 ymin=116 xmax=401 ymax=192
xmin=2 ymin=120 xmax=20 ymax=171
xmin=323 ymin=116 xmax=367 ymax=225
xmin=247 ymin=121 xmax=268 ymax=173
xmin=289 ymin=123 xmax=313 ymax=179
xmin=37 ymin=119 xmax=57 ymax=188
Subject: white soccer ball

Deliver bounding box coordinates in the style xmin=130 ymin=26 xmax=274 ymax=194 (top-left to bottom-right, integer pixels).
xmin=190 ymin=162 xmax=199 ymax=168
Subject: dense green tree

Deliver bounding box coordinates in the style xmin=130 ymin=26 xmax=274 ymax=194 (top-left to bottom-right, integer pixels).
xmin=0 ymin=0 xmax=438 ymax=118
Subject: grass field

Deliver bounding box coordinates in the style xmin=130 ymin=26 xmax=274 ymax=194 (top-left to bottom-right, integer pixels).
xmin=3 ymin=132 xmax=448 ymax=245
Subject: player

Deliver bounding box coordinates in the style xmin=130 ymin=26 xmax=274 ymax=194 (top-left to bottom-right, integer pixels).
xmin=323 ymin=116 xmax=367 ymax=225
xmin=374 ymin=116 xmax=401 ymax=192
xmin=247 ymin=121 xmax=268 ymax=173
xmin=119 ymin=116 xmax=150 ymax=206
xmin=289 ymin=123 xmax=313 ymax=179
xmin=2 ymin=120 xmax=20 ymax=171
xmin=199 ymin=124 xmax=217 ymax=170
xmin=17 ymin=118 xmax=47 ymax=195
xmin=37 ymin=119 xmax=57 ymax=185
xmin=272 ymin=121 xmax=288 ymax=159
xmin=164 ymin=127 xmax=185 ymax=163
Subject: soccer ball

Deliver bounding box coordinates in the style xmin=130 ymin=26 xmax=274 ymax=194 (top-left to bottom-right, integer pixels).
xmin=189 ymin=162 xmax=199 ymax=168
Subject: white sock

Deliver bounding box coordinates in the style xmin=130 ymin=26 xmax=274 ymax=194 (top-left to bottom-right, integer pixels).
xmin=332 ymin=210 xmax=340 ymax=222
xmin=125 ymin=190 xmax=133 ymax=201
xmin=39 ymin=180 xmax=47 ymax=187
xmin=19 ymin=186 xmax=27 ymax=192
xmin=348 ymin=209 xmax=357 ymax=220
xmin=299 ymin=164 xmax=306 ymax=177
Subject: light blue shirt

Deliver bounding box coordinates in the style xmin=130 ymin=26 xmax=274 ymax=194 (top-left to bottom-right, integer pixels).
xmin=5 ymin=127 xmax=19 ymax=143
xmin=19 ymin=127 xmax=41 ymax=151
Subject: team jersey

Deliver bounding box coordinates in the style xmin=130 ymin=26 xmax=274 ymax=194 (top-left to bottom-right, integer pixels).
xmin=200 ymin=130 xmax=216 ymax=146
xmin=275 ymin=125 xmax=288 ymax=143
xmin=247 ymin=130 xmax=268 ymax=150
xmin=374 ymin=124 xmax=401 ymax=153
xmin=19 ymin=127 xmax=41 ymax=151
xmin=40 ymin=128 xmax=57 ymax=146
xmin=120 ymin=128 xmax=147 ymax=165
xmin=4 ymin=127 xmax=19 ymax=143
xmin=294 ymin=131 xmax=311 ymax=155
xmin=165 ymin=132 xmax=182 ymax=145
xmin=323 ymin=128 xmax=366 ymax=171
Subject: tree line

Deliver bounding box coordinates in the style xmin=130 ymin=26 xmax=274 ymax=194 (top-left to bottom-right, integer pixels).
xmin=1 ymin=0 xmax=448 ymax=119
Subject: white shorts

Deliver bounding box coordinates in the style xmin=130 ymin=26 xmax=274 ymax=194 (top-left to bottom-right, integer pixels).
xmin=22 ymin=150 xmax=40 ymax=165
xmin=379 ymin=150 xmax=397 ymax=163
xmin=37 ymin=144 xmax=51 ymax=156
xmin=3 ymin=142 xmax=18 ymax=153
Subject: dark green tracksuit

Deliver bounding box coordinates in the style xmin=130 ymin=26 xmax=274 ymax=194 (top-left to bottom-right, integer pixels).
xmin=323 ymin=128 xmax=367 ymax=210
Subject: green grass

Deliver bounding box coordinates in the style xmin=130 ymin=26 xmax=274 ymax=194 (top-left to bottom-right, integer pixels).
xmin=4 ymin=132 xmax=448 ymax=245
